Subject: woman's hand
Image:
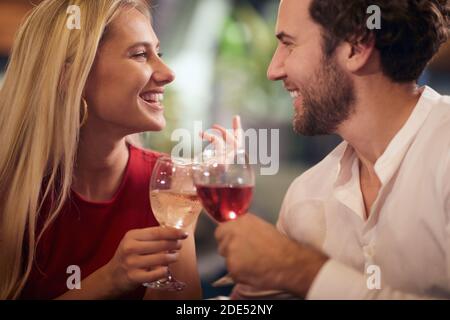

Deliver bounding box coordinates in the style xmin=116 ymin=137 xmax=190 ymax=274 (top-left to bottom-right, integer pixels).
xmin=104 ymin=226 xmax=188 ymax=294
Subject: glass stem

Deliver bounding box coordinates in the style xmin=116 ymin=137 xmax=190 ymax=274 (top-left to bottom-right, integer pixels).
xmin=166 ymin=269 xmax=174 ymax=282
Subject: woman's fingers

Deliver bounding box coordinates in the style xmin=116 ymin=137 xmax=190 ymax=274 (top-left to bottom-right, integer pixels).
xmin=128 ymin=226 xmax=188 ymax=242
xmin=128 ymin=267 xmax=169 ymax=284
xmin=127 ymin=252 xmax=179 ymax=269
xmin=108 ymin=227 xmax=187 ymax=292
xmin=124 ymin=239 xmax=182 ymax=255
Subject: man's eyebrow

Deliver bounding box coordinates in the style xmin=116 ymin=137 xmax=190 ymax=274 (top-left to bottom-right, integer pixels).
xmin=276 ymin=31 xmax=295 ymax=42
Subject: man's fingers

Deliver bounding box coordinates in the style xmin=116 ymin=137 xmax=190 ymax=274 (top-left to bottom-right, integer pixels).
xmin=201 ymin=116 xmax=244 ymax=153
xmin=214 ymin=223 xmax=227 ymax=241
xmin=217 ymin=241 xmax=228 ymax=257
xmin=200 ymin=131 xmax=225 ymax=149
xmin=212 ymin=124 xmax=236 ymax=146
xmin=232 ymin=115 xmax=243 ymax=149
xmin=232 ymin=115 xmax=241 ymax=131
xmin=200 ymin=131 xmax=216 ymax=142
xmin=215 ymin=224 xmax=234 ymax=257
xmin=212 ymin=123 xmax=242 ymax=151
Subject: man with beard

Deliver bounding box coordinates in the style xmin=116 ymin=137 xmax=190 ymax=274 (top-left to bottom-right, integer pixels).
xmin=215 ymin=0 xmax=450 ymax=299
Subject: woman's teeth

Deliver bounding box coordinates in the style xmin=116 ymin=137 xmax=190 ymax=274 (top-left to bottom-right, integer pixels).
xmin=141 ymin=93 xmax=164 ymax=102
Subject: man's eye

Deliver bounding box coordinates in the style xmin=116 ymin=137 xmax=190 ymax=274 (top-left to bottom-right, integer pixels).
xmin=282 ymin=42 xmax=295 ymax=53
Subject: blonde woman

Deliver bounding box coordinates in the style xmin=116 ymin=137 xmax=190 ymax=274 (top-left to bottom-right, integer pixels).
xmin=0 ymin=0 xmax=201 ymax=300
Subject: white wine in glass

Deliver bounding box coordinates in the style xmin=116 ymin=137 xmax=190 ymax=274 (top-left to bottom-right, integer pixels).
xmin=150 ymin=190 xmax=201 ymax=229
xmin=145 ymin=156 xmax=201 ymax=291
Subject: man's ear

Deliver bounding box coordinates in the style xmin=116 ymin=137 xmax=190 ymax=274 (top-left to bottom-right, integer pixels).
xmin=340 ymin=35 xmax=376 ymax=74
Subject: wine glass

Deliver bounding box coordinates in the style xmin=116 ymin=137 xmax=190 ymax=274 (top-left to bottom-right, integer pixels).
xmin=145 ymin=156 xmax=202 ymax=291
xmin=193 ymin=149 xmax=255 ymax=286
xmin=194 ymin=149 xmax=254 ymax=222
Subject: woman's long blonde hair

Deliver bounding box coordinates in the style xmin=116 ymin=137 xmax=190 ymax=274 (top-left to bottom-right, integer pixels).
xmin=0 ymin=0 xmax=150 ymax=299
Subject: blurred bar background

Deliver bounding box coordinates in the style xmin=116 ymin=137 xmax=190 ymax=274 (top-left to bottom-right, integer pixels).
xmin=1 ymin=0 xmax=449 ymax=298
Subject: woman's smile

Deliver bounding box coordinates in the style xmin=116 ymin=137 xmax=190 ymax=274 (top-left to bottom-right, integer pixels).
xmin=139 ymin=90 xmax=164 ymax=111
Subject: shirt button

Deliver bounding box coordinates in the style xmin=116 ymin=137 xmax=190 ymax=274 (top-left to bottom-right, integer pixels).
xmin=363 ymin=245 xmax=375 ymax=263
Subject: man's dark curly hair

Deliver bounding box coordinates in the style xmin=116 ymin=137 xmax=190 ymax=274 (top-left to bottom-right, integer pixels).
xmin=309 ymin=0 xmax=450 ymax=82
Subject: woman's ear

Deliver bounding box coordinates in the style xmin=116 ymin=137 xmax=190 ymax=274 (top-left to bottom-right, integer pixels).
xmin=59 ymin=62 xmax=86 ymax=97
xmin=59 ymin=62 xmax=70 ymax=93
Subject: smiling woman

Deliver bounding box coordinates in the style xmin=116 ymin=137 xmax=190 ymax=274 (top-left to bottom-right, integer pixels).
xmin=0 ymin=0 xmax=200 ymax=300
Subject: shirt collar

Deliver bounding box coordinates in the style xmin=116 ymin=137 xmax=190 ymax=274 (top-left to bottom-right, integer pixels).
xmin=334 ymin=86 xmax=440 ymax=187
xmin=330 ymin=86 xmax=440 ymax=220
xmin=374 ymin=86 xmax=440 ymax=185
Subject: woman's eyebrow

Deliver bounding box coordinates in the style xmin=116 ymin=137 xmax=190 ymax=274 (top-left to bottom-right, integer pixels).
xmin=128 ymin=41 xmax=160 ymax=50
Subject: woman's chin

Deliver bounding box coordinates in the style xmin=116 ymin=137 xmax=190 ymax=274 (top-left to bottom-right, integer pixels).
xmin=144 ymin=116 xmax=166 ymax=132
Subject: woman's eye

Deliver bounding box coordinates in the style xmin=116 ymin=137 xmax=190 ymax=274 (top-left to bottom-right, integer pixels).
xmin=133 ymin=51 xmax=148 ymax=59
xmin=132 ymin=51 xmax=163 ymax=59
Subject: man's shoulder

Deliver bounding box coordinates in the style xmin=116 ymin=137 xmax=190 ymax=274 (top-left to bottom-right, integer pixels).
xmin=441 ymin=94 xmax=450 ymax=104
xmin=419 ymin=91 xmax=450 ymax=145
xmin=431 ymin=91 xmax=450 ymax=115
xmin=425 ymin=87 xmax=450 ymax=119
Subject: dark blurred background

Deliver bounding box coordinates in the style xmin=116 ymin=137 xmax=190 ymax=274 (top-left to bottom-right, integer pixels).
xmin=1 ymin=0 xmax=449 ymax=298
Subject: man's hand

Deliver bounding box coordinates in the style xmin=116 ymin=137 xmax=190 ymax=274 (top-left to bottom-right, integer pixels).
xmin=215 ymin=214 xmax=329 ymax=298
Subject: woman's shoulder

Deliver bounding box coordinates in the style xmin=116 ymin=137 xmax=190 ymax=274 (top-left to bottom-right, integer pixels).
xmin=128 ymin=143 xmax=166 ymax=162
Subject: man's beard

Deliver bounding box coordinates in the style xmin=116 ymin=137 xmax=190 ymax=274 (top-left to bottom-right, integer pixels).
xmin=293 ymin=54 xmax=356 ymax=136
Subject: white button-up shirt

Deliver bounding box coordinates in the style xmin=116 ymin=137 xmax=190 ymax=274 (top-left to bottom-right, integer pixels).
xmin=277 ymin=86 xmax=450 ymax=299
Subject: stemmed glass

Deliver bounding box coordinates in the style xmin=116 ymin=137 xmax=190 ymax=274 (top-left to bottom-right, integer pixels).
xmin=145 ymin=156 xmax=202 ymax=291
xmin=193 ymin=149 xmax=255 ymax=286
xmin=193 ymin=149 xmax=254 ymax=222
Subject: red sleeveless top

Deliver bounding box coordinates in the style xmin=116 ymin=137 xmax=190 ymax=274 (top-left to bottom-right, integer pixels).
xmin=20 ymin=144 xmax=161 ymax=299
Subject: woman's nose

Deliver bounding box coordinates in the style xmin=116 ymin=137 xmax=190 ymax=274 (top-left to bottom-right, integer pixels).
xmin=152 ymin=59 xmax=175 ymax=85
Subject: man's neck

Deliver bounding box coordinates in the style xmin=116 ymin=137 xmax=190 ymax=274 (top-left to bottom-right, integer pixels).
xmin=338 ymin=78 xmax=422 ymax=170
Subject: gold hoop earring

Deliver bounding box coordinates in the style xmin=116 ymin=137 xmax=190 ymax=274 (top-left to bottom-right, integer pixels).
xmin=80 ymin=97 xmax=88 ymax=127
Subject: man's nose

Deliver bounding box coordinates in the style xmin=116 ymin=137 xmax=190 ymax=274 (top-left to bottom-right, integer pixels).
xmin=267 ymin=47 xmax=286 ymax=81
